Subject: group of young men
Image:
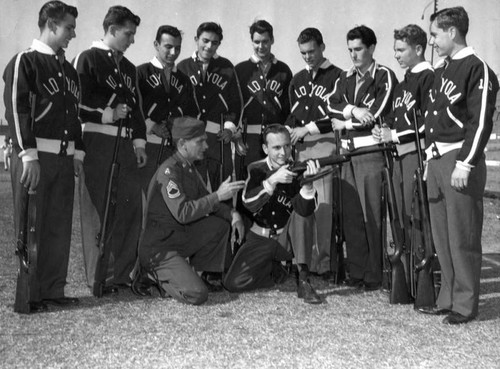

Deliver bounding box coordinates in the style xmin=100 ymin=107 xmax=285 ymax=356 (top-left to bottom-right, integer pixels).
xmin=3 ymin=1 xmax=498 ymax=325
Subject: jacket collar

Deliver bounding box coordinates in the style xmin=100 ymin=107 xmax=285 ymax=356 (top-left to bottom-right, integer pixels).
xmin=150 ymin=56 xmax=178 ymax=72
xmin=305 ymin=58 xmax=332 ymax=72
xmin=31 ymin=39 xmax=56 ymax=55
xmin=346 ymin=60 xmax=377 ymax=78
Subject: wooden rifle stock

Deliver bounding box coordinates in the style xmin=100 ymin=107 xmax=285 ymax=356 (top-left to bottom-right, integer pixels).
xmin=411 ymin=110 xmax=437 ymax=309
xmin=382 ymin=145 xmax=412 ymax=304
xmin=14 ymin=93 xmax=38 ymax=313
xmin=220 ymin=113 xmax=225 ymax=183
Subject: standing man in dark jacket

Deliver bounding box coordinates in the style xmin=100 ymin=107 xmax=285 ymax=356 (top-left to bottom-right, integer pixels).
xmin=286 ymin=28 xmax=342 ymax=277
xmin=327 ymin=25 xmax=397 ymax=291
xmin=137 ymin=25 xmax=197 ymax=191
xmin=418 ymin=7 xmax=498 ymax=324
xmin=235 ymin=20 xmax=292 ymax=167
xmin=3 ymin=0 xmax=83 ymax=311
xmin=178 ymin=22 xmax=242 ymax=191
xmin=73 ymin=5 xmax=147 ymax=292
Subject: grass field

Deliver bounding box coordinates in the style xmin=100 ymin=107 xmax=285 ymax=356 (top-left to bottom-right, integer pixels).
xmin=0 ymin=167 xmax=499 ymax=368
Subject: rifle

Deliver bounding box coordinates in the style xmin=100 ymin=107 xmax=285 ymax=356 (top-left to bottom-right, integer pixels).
xmin=220 ymin=113 xmax=225 ymax=184
xmin=381 ymin=143 xmax=412 ymax=304
xmin=14 ymin=93 xmax=38 ymax=314
xmin=330 ymin=130 xmax=346 ymax=284
xmin=93 ymin=67 xmax=129 ymax=297
xmin=410 ymin=109 xmax=437 ymax=309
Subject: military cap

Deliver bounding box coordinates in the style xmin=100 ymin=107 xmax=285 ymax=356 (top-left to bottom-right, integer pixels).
xmin=171 ymin=116 xmax=206 ymax=140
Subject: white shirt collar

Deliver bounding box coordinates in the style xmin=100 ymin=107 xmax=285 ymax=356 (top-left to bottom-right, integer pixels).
xmin=30 ymin=39 xmax=56 ymax=55
xmin=410 ymin=61 xmax=433 ymax=73
xmin=191 ymin=50 xmax=219 ymax=61
xmin=150 ymin=56 xmax=178 ymax=72
xmin=452 ymin=46 xmax=475 ymax=60
xmin=250 ymin=54 xmax=277 ymax=65
xmin=305 ymin=58 xmax=332 ymax=72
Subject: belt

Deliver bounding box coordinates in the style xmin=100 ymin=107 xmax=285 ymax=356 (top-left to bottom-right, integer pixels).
xmin=35 ymin=137 xmax=75 ymax=155
xmin=425 ymin=140 xmax=463 ymax=160
xmin=82 ymin=122 xmax=131 ymax=138
xmin=205 ymin=120 xmax=221 ymax=135
xmin=146 ymin=134 xmax=163 ymax=144
xmin=246 ymin=124 xmax=263 ymax=135
xmin=341 ymin=135 xmax=379 ymax=150
xmin=396 ymin=139 xmax=425 ymax=157
xmin=250 ymin=223 xmax=284 ymax=238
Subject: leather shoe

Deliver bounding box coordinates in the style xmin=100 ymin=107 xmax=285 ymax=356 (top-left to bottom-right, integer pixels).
xmin=201 ymin=272 xmax=224 ymax=293
xmin=43 ymin=297 xmax=79 ymax=306
xmin=343 ymin=278 xmax=363 ymax=288
xmin=297 ymin=279 xmax=323 ymax=304
xmin=29 ymin=301 xmax=48 ymax=312
xmin=363 ymin=282 xmax=382 ymax=292
xmin=131 ymin=274 xmax=153 ymax=297
xmin=443 ymin=312 xmax=475 ymax=325
xmin=417 ymin=306 xmax=451 ymax=315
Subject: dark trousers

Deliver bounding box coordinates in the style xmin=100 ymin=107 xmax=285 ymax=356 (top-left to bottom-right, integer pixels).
xmin=223 ymin=212 xmax=313 ymax=292
xmin=427 ymin=151 xmax=485 ymax=317
xmin=341 ymin=150 xmax=385 ymax=284
xmin=139 ymin=215 xmax=230 ymax=305
xmin=11 ymin=151 xmax=74 ymax=300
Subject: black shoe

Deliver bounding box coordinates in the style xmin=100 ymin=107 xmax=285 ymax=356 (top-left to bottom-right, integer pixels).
xmin=131 ymin=273 xmax=153 ymax=297
xmin=43 ymin=297 xmax=80 ymax=306
xmin=417 ymin=306 xmax=451 ymax=316
xmin=297 ymin=279 xmax=323 ymax=304
xmin=102 ymin=285 xmax=119 ymax=295
xmin=201 ymin=272 xmax=224 ymax=293
xmin=271 ymin=261 xmax=289 ymax=284
xmin=363 ymin=282 xmax=382 ymax=292
xmin=29 ymin=301 xmax=48 ymax=312
xmin=443 ymin=312 xmax=475 ymax=325
xmin=343 ymin=278 xmax=363 ymax=288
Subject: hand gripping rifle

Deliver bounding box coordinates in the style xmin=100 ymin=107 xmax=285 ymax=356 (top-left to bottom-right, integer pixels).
xmin=93 ymin=70 xmax=129 ymax=297
xmin=14 ymin=93 xmax=38 ymax=314
xmin=410 ymin=109 xmax=437 ymax=309
xmin=381 ymin=141 xmax=412 ymax=304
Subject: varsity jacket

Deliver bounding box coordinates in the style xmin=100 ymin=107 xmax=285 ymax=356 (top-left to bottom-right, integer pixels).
xmin=3 ymin=39 xmax=84 ymax=161
xmin=236 ymin=55 xmax=292 ymax=133
xmin=137 ymin=57 xmax=197 ymax=137
xmin=242 ymin=157 xmax=316 ymax=232
xmin=425 ymin=47 xmax=499 ymax=167
xmin=147 ymin=151 xmax=232 ymax=230
xmin=177 ymin=52 xmax=241 ymax=134
xmin=285 ymin=59 xmax=342 ymax=135
xmin=326 ymin=61 xmax=397 ymax=147
xmin=386 ymin=61 xmax=434 ymax=154
xmin=73 ymin=40 xmax=146 ymax=146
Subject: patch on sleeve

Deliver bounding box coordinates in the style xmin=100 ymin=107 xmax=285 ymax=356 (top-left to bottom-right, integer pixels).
xmin=167 ymin=180 xmax=180 ymax=199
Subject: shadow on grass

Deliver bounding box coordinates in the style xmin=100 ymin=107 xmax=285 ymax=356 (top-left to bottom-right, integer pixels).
xmin=478 ymin=253 xmax=500 ymax=322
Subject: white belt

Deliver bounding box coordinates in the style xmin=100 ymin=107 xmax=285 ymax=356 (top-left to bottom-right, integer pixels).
xmin=396 ymin=139 xmax=425 ymax=157
xmin=246 ymin=124 xmax=263 ymax=135
xmin=341 ymin=135 xmax=379 ymax=150
xmin=250 ymin=223 xmax=284 ymax=238
xmin=146 ymin=134 xmax=163 ymax=144
xmin=425 ymin=140 xmax=463 ymax=160
xmin=35 ymin=137 xmax=75 ymax=155
xmin=206 ymin=120 xmax=221 ymax=135
xmin=82 ymin=122 xmax=130 ymax=138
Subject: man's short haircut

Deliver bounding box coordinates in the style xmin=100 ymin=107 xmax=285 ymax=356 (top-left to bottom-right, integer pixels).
xmin=155 ymin=25 xmax=182 ymax=42
xmin=297 ymin=27 xmax=324 ymax=46
xmin=102 ymin=5 xmax=140 ymax=33
xmin=430 ymin=6 xmax=469 ymax=37
xmin=38 ymin=0 xmax=78 ymax=29
xmin=394 ymin=24 xmax=427 ymax=53
xmin=196 ymin=22 xmax=223 ymax=41
xmin=250 ymin=20 xmax=273 ymax=40
xmin=262 ymin=124 xmax=290 ymax=144
xmin=346 ymin=25 xmax=377 ymax=47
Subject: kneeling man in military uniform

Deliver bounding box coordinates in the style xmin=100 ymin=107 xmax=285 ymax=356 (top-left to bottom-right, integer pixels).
xmin=137 ymin=117 xmax=245 ymax=305
xmin=224 ymin=124 xmax=323 ymax=304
